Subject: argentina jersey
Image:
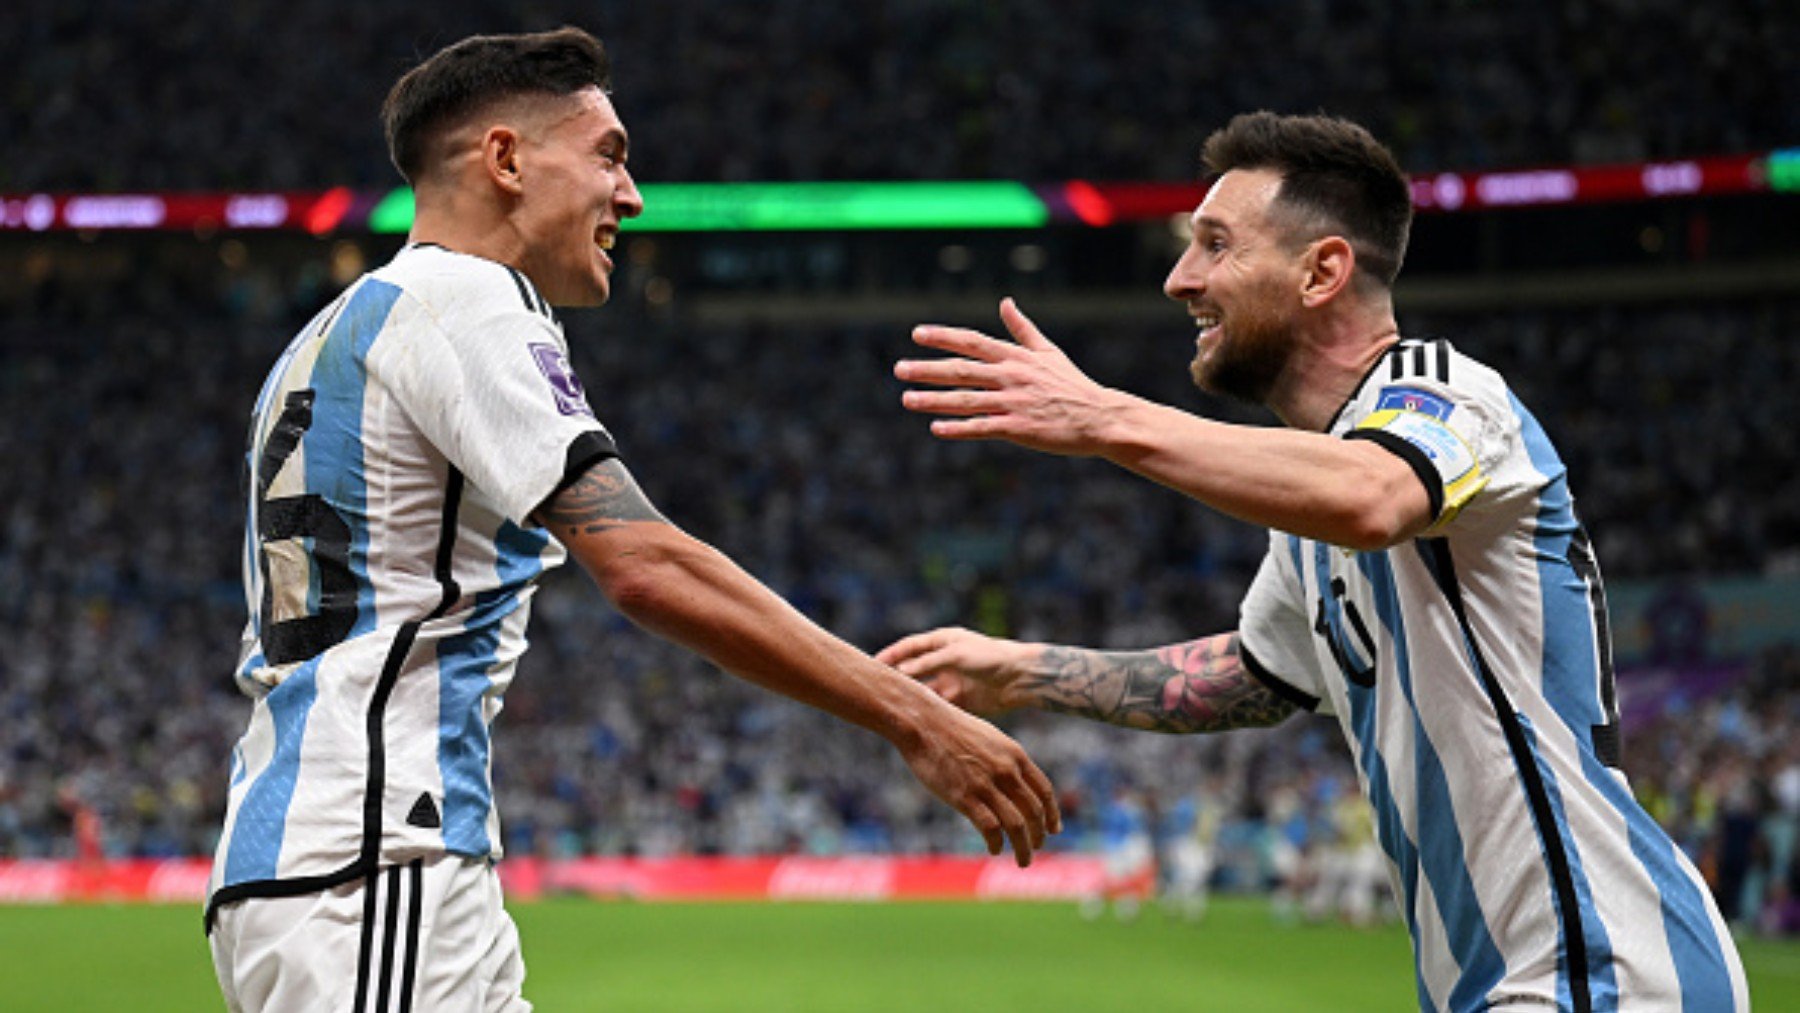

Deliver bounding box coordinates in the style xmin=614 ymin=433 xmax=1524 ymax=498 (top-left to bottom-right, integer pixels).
xmin=1237 ymin=339 xmax=1748 ymax=1012
xmin=207 ymin=245 xmax=617 ymax=930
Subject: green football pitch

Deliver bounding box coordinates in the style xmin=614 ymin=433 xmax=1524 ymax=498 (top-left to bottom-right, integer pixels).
xmin=1 ymin=897 xmax=1795 ymax=1011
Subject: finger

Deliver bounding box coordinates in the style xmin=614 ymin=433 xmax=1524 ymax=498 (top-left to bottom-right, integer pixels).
xmin=902 ymin=389 xmax=1006 ymax=417
xmin=912 ymin=324 xmax=1019 ymax=363
xmin=893 ymin=357 xmax=1003 ymax=389
xmin=986 ymin=791 xmax=1034 ymax=867
xmin=998 ymin=297 xmax=1054 ymax=352
xmin=1001 ymin=765 xmax=1049 ymax=852
xmin=875 ymin=630 xmax=945 ymax=667
xmin=929 ymin=417 xmax=1013 ymax=442
xmin=961 ymin=799 xmax=1005 ymax=858
xmin=918 ymin=673 xmax=963 ymax=705
xmin=889 ymin=644 xmax=960 ymax=679
xmin=1021 ymin=757 xmax=1062 ymax=836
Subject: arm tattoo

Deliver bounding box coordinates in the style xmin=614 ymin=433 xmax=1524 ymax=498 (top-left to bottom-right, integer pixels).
xmin=1023 ymin=633 xmax=1296 ymax=733
xmin=536 ymin=458 xmax=668 ymax=535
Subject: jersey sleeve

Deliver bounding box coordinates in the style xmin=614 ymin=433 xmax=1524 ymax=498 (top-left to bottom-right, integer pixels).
xmin=367 ymin=292 xmax=618 ymax=525
xmin=1340 ymin=374 xmax=1514 ymax=536
xmin=1238 ymin=541 xmax=1328 ymax=714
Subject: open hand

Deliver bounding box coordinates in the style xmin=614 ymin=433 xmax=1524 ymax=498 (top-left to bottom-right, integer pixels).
xmin=894 ymin=698 xmax=1061 ymax=867
xmin=895 ymin=298 xmax=1136 ymax=456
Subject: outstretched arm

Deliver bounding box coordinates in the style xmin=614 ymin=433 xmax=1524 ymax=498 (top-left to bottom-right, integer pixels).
xmin=895 ymin=299 xmax=1431 ymax=551
xmin=535 ymin=458 xmax=1061 ymax=866
xmin=878 ymin=627 xmax=1298 ymax=733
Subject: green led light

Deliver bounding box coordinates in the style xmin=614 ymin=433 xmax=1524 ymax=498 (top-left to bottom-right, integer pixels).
xmin=1770 ymin=150 xmax=1800 ymax=193
xmin=368 ymin=188 xmax=416 ymax=233
xmin=356 ymin=182 xmax=1046 ymax=233
xmin=627 ymin=181 xmax=1048 ymax=231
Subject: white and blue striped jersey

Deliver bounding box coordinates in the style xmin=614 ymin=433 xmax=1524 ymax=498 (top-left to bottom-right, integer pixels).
xmin=1238 ymin=339 xmax=1747 ymax=1012
xmin=206 ymin=244 xmax=617 ymax=929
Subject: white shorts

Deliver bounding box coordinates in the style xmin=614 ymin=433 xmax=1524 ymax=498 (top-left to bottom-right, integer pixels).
xmin=209 ymin=855 xmax=529 ymax=1013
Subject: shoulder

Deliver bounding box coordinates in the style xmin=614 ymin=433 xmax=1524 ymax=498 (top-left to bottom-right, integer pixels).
xmin=371 ymin=245 xmax=559 ymax=335
xmin=1345 ymin=338 xmax=1515 ymax=421
xmin=1337 ymin=338 xmax=1527 ymax=460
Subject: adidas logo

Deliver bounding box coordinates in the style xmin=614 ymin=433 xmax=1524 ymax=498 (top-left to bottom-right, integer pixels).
xmin=406 ymin=792 xmax=441 ymax=829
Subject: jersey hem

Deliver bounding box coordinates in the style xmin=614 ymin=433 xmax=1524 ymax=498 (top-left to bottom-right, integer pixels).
xmin=205 ymin=857 xmax=372 ymax=935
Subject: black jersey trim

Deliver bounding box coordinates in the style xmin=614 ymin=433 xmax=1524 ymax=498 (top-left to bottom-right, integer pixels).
xmin=1240 ymin=644 xmax=1321 ymax=712
xmin=1376 ymin=337 xmax=1450 ymax=387
xmin=358 ymin=471 xmax=464 ymax=858
xmin=204 ymin=859 xmax=371 ymax=933
xmin=397 ymin=860 xmax=424 ymax=1013
xmin=532 ymin=430 xmax=622 ymax=522
xmin=1344 ymin=428 xmax=1445 ymax=522
xmin=373 ymin=864 xmax=404 ymax=1013
xmin=352 ymin=866 xmax=382 ymax=1013
xmin=432 ymin=468 xmax=464 ymax=614
xmin=502 ymin=265 xmax=536 ymax=313
xmin=500 ymin=264 xmax=558 ymax=323
xmin=1415 ymin=537 xmax=1593 ymax=1013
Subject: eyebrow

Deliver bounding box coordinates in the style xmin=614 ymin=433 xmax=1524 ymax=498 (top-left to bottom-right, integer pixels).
xmin=1192 ymin=213 xmax=1228 ymax=233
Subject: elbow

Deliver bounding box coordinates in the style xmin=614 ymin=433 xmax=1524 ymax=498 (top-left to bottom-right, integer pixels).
xmin=1334 ymin=509 xmax=1411 ymax=553
xmin=1328 ymin=478 xmax=1429 ymax=552
xmin=584 ymin=534 xmax=705 ymax=623
xmin=597 ymin=564 xmax=671 ymax=622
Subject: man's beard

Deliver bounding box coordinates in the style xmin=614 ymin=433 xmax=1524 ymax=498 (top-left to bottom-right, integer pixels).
xmin=1189 ymin=303 xmax=1293 ymax=406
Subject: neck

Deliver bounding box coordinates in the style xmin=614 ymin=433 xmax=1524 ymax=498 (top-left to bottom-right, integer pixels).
xmin=407 ymin=185 xmax=526 ymax=272
xmin=1263 ymin=303 xmax=1400 ymax=431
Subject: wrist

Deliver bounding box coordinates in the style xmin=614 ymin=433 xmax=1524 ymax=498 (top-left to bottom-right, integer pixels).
xmin=1092 ymin=392 xmax=1160 ymax=462
xmin=1002 ymin=641 xmax=1052 ymax=711
xmin=868 ymin=668 xmax=948 ymax=752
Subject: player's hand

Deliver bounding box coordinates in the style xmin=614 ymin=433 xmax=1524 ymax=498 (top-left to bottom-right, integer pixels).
xmin=877 ymin=626 xmax=1039 ymax=718
xmin=893 ymin=699 xmax=1061 ymax=867
xmin=896 ymin=297 xmax=1135 ymax=456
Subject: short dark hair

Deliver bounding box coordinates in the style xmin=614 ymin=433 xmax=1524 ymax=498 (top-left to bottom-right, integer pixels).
xmin=382 ymin=27 xmax=612 ymax=185
xmin=1201 ymin=112 xmax=1413 ymax=287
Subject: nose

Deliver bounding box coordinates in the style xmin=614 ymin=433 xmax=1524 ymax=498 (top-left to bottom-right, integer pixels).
xmin=1164 ymin=245 xmax=1203 ymax=302
xmin=615 ymin=167 xmax=645 ymax=219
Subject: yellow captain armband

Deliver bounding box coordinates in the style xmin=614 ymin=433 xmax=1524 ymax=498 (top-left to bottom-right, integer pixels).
xmin=1349 ymin=405 xmax=1490 ymax=533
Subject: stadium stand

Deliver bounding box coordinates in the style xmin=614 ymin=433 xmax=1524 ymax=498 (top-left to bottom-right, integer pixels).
xmin=5 ymin=0 xmax=1795 ymax=189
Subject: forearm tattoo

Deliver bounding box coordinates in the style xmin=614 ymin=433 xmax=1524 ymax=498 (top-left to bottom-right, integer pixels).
xmin=537 ymin=459 xmax=668 ymax=534
xmin=1025 ymin=633 xmax=1296 ymax=733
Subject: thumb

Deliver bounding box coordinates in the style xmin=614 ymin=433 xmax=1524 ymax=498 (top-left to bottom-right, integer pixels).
xmin=999 ymin=297 xmax=1054 ymax=352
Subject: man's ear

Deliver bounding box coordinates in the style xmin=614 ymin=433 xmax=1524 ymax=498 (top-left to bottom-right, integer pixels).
xmin=482 ymin=125 xmax=526 ymax=197
xmin=1301 ymin=235 xmax=1356 ymax=308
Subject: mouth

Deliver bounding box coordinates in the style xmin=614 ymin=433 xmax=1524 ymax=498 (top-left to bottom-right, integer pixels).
xmin=1190 ymin=307 xmax=1222 ymax=350
xmin=594 ymin=226 xmax=617 ymax=271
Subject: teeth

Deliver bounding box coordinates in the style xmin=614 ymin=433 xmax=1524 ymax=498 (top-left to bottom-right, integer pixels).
xmin=597 ymin=233 xmax=616 ymax=251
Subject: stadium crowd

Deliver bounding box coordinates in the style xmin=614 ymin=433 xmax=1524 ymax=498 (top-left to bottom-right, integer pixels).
xmin=2 ymin=249 xmax=1797 ymax=933
xmin=7 ymin=0 xmax=1796 ymax=191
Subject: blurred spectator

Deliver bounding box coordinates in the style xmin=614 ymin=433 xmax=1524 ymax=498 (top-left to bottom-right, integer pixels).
xmin=4 ymin=0 xmax=1795 ymax=191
